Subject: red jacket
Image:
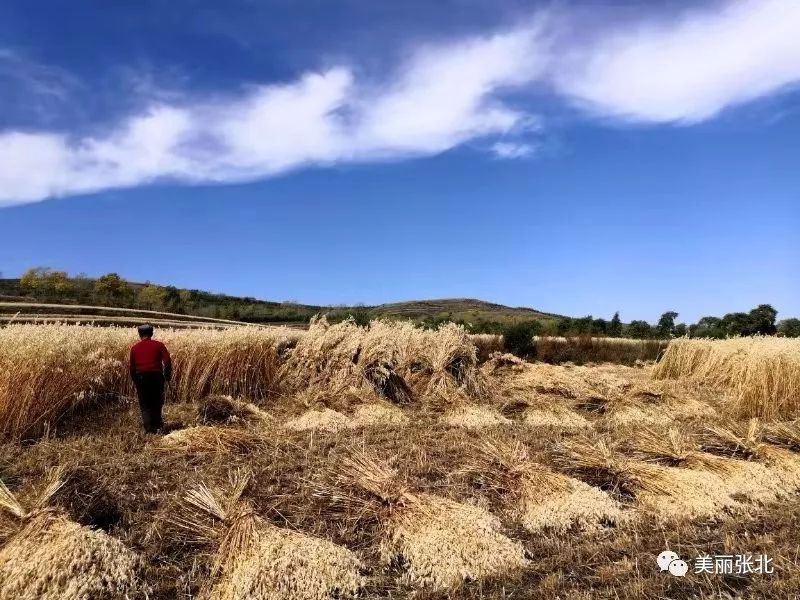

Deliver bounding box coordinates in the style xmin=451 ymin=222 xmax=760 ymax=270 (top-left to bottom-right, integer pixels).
xmin=130 ymin=339 xmax=172 ymax=380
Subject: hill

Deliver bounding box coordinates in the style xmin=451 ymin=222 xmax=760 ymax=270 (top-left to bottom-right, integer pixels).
xmin=0 ymin=276 xmax=564 ymax=330
xmin=370 ymin=298 xmax=563 ymax=327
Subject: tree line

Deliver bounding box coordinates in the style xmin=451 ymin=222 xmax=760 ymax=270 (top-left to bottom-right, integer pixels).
xmin=5 ymin=267 xmax=799 ymax=337
xmin=7 ymin=267 xmax=318 ymax=323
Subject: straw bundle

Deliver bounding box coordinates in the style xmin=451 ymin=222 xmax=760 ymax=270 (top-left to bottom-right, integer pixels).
xmin=197 ymin=395 xmax=272 ymax=426
xmin=283 ymin=408 xmax=352 ymax=433
xmin=700 ymin=420 xmax=800 ymax=493
xmin=631 ymin=427 xmax=788 ymax=504
xmin=442 ymin=404 xmax=511 ymax=429
xmin=466 ymin=438 xmax=622 ymax=533
xmin=331 ymin=451 xmax=527 ymax=590
xmin=281 ymin=317 xmax=485 ymax=404
xmin=156 ymin=426 xmax=266 ymax=454
xmin=556 ymin=438 xmax=739 ymax=520
xmin=349 ymin=403 xmax=409 ymax=428
xmin=0 ymin=474 xmax=146 ymax=600
xmin=522 ymin=405 xmax=591 ymax=430
xmin=174 ymin=472 xmax=363 ymax=600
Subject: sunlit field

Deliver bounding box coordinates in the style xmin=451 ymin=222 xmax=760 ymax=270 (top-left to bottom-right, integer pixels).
xmin=1 ymin=321 xmax=800 ymax=599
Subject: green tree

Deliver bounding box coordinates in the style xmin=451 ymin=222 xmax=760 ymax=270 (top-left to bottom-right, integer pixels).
xmin=778 ymin=318 xmax=800 ymax=338
xmin=592 ymin=318 xmax=608 ymax=336
xmin=748 ymin=304 xmax=778 ymax=335
xmin=137 ymin=284 xmax=165 ymax=310
xmin=608 ymin=312 xmax=622 ymax=337
xmin=657 ymin=311 xmax=679 ymax=338
xmin=573 ymin=315 xmax=593 ymax=335
xmin=692 ymin=316 xmax=724 ymax=338
xmin=162 ymin=286 xmax=184 ymax=313
xmin=348 ymin=304 xmax=372 ymax=327
xmin=93 ymin=273 xmax=133 ymax=306
xmin=20 ymin=267 xmax=72 ymax=301
xmin=627 ymin=320 xmax=653 ymax=339
xmin=673 ymin=323 xmax=688 ymax=337
xmin=502 ymin=321 xmax=541 ymax=358
xmin=722 ymin=312 xmax=752 ymax=336
xmin=556 ymin=318 xmax=572 ymax=336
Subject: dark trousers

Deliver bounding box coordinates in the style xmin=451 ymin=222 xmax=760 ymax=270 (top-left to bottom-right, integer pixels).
xmin=133 ymin=372 xmax=165 ymax=433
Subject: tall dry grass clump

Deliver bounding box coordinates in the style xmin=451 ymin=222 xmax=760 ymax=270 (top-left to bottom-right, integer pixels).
xmin=163 ymin=327 xmax=295 ymax=403
xmin=325 ymin=451 xmax=528 ymax=590
xmin=0 ymin=471 xmax=148 ymax=600
xmin=0 ymin=324 xmax=131 ymax=438
xmin=654 ymin=338 xmax=800 ymax=419
xmin=281 ymin=317 xmax=485 ymax=404
xmin=0 ymin=324 xmax=294 ymax=438
xmin=173 ymin=471 xmax=363 ymax=600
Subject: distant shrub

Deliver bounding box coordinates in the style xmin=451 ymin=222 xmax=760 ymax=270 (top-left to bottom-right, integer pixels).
xmin=532 ymin=336 xmax=668 ymax=365
xmin=502 ymin=321 xmax=541 ymax=358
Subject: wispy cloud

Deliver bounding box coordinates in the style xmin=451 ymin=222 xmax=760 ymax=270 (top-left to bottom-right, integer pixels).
xmin=2 ymin=0 xmax=800 ymax=205
xmin=0 ymin=28 xmax=546 ymax=206
xmin=552 ymin=0 xmax=800 ymax=123
xmin=490 ymin=141 xmax=535 ymax=159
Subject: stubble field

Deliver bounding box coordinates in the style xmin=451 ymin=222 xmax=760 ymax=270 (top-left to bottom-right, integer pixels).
xmin=0 ymin=319 xmax=799 ymax=599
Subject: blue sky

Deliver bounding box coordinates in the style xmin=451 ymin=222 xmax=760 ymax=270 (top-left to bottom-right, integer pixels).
xmin=0 ymin=0 xmax=798 ymax=323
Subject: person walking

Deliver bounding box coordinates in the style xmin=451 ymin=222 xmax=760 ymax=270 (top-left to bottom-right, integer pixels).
xmin=129 ymin=324 xmax=172 ymax=433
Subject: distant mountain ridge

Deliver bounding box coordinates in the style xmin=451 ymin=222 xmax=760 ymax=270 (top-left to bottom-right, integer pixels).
xmin=0 ymin=277 xmax=563 ymax=327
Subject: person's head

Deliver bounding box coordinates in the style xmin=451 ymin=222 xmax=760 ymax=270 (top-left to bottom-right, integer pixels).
xmin=137 ymin=324 xmax=154 ymax=339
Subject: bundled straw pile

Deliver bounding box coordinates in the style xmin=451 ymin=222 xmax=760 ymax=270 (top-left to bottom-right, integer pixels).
xmin=197 ymin=395 xmax=272 ymax=426
xmin=156 ymin=426 xmax=266 ymax=454
xmin=349 ymin=403 xmax=409 ymax=428
xmin=630 ymin=427 xmax=788 ymax=504
xmin=466 ymin=438 xmax=622 ymax=533
xmin=654 ymin=337 xmax=800 ymax=419
xmin=174 ymin=472 xmax=363 ymax=600
xmin=283 ymin=409 xmax=352 ymax=433
xmin=0 ymin=473 xmax=147 ymax=600
xmin=330 ymin=451 xmax=528 ymax=590
xmin=699 ymin=420 xmax=800 ymax=493
xmin=442 ymin=404 xmax=511 ymax=429
xmin=521 ymin=404 xmax=591 ymax=430
xmin=556 ymin=438 xmax=740 ymax=520
xmin=281 ymin=317 xmax=485 ymax=405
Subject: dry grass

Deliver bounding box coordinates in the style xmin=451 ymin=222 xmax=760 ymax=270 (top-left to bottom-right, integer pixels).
xmin=197 ymin=395 xmax=272 ymax=427
xmin=174 ymin=471 xmax=363 ymax=600
xmin=0 ymin=324 xmax=295 ymax=438
xmin=327 ymin=450 xmax=528 ymax=590
xmin=464 ymin=437 xmax=622 ymax=533
xmin=4 ymin=322 xmax=800 ymax=598
xmin=283 ymin=408 xmax=353 ymax=433
xmin=349 ymin=403 xmax=409 ymax=428
xmin=655 ymin=337 xmax=800 ymax=419
xmin=442 ymin=404 xmax=511 ymax=429
xmin=0 ymin=473 xmax=147 ymax=600
xmin=555 ymin=438 xmax=741 ymax=520
xmin=281 ymin=317 xmax=485 ymax=405
xmin=156 ymin=426 xmax=267 ymax=454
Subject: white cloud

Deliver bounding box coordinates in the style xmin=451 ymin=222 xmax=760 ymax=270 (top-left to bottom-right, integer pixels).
xmin=553 ymin=0 xmax=800 ymax=122
xmin=0 ymin=29 xmax=544 ymax=206
xmin=490 ymin=141 xmax=535 ymax=159
xmin=3 ymin=0 xmax=800 ymax=205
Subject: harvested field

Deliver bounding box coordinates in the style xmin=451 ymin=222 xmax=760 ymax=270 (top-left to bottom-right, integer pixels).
xmin=0 ymin=325 xmax=799 ymax=598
